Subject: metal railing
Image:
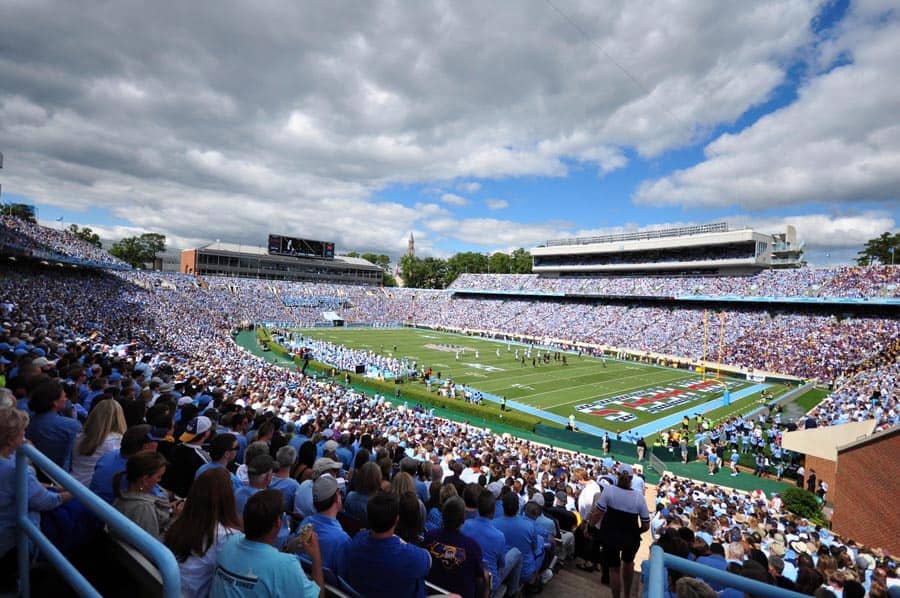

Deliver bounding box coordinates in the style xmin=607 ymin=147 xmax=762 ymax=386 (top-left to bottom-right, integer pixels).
xmin=16 ymin=443 xmax=181 ymax=598
xmin=647 ymin=545 xmax=807 ymax=598
xmin=546 ymin=222 xmax=730 ymax=247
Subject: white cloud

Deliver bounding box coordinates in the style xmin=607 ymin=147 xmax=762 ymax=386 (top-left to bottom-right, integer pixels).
xmin=634 ymin=4 xmax=900 ymax=209
xmin=485 ymin=199 xmax=509 ymax=210
xmin=440 ymin=193 xmax=469 ymax=207
xmin=0 ymin=1 xmax=827 ymax=256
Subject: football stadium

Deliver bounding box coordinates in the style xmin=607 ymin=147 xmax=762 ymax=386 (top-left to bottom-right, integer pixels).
xmin=2 ymin=212 xmax=898 ymax=597
xmin=1 ymin=4 xmax=899 ymax=598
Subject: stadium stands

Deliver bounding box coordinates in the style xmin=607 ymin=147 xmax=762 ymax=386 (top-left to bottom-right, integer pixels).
xmin=0 ymin=217 xmax=897 ymax=596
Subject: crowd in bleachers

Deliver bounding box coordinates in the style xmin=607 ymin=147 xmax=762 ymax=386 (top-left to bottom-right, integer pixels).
xmin=0 ymin=215 xmax=128 ymax=267
xmin=100 ymin=271 xmax=900 ymax=382
xmin=0 ymin=254 xmax=895 ymax=596
xmin=450 ymin=269 xmax=900 ymax=299
xmin=649 ymin=474 xmax=898 ymax=598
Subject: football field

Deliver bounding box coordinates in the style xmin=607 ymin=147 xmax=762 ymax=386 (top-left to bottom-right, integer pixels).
xmin=294 ymin=327 xmax=774 ymax=432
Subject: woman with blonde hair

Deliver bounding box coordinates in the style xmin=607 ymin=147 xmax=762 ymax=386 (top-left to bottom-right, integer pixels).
xmin=71 ymin=399 xmax=127 ymax=486
xmin=0 ymin=407 xmax=71 ymax=584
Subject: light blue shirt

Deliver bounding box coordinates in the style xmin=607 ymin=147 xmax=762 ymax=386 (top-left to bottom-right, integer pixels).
xmin=211 ymin=535 xmax=318 ymax=598
xmin=0 ymin=455 xmax=63 ymax=556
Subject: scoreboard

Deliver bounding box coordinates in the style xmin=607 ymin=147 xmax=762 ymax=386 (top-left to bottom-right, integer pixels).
xmin=267 ymin=235 xmax=335 ymax=259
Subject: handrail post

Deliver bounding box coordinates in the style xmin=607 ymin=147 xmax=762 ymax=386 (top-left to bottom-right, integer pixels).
xmin=648 ymin=545 xmax=664 ymax=598
xmin=15 ymin=450 xmax=31 ymax=596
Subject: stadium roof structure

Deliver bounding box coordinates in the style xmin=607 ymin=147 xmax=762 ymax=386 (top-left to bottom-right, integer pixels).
xmin=531 ymin=222 xmax=804 ymax=275
xmin=781 ymin=419 xmax=878 ymax=461
xmin=192 ymin=241 xmax=376 ymax=267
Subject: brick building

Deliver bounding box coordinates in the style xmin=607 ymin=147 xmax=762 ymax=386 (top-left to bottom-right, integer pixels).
xmin=781 ymin=420 xmax=876 ymax=501
xmin=831 ymin=426 xmax=900 ymax=555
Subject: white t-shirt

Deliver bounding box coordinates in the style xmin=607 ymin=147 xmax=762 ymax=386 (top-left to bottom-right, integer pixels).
xmin=71 ymin=433 xmax=122 ymax=486
xmin=578 ymin=480 xmax=602 ymax=521
xmin=179 ymin=523 xmax=242 ymax=598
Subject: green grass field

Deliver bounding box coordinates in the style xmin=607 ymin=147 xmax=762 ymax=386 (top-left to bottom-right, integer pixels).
xmin=293 ymin=327 xmax=783 ymax=432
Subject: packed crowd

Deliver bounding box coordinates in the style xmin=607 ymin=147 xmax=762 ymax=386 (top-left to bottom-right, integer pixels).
xmin=0 ymin=261 xmax=896 ymax=598
xmin=117 ymin=272 xmax=900 ymax=383
xmin=649 ymin=474 xmax=898 ymax=598
xmin=0 ymin=215 xmax=128 ymax=267
xmin=450 ymin=269 xmax=900 ymax=299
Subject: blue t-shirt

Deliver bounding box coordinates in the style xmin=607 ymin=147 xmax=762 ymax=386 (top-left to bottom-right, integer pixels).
xmin=346 ymin=531 xmax=431 ymax=598
xmin=307 ymin=513 xmax=351 ymax=578
xmin=0 ymin=455 xmax=63 ymax=556
xmin=460 ymin=516 xmax=506 ymax=591
xmin=492 ymin=515 xmax=539 ymax=581
xmin=26 ymin=411 xmax=82 ymax=471
xmin=293 ymin=480 xmax=315 ymax=518
xmin=269 ymin=476 xmax=301 ymax=512
xmin=210 ymin=535 xmax=318 ymax=598
xmin=195 ymin=462 xmax=244 ymax=493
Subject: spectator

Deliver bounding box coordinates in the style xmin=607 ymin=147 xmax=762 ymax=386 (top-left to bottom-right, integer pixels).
xmin=194 ymin=433 xmax=243 ymax=493
xmin=423 ymin=495 xmax=485 ymax=598
xmin=90 ymin=423 xmax=159 ymax=504
xmin=590 ymin=467 xmax=650 ymax=598
xmin=165 ymin=467 xmax=243 ymax=598
xmin=0 ymin=406 xmax=71 ymax=587
xmin=26 ymin=378 xmax=82 ymax=471
xmin=461 ymin=489 xmax=523 ymax=597
xmin=493 ymin=492 xmax=541 ymax=590
xmin=71 ymin=398 xmax=127 ymax=486
xmin=307 ymin=474 xmax=351 ymax=579
xmin=113 ymin=451 xmax=179 ymax=540
xmin=211 ymin=489 xmax=322 ymax=597
xmin=269 ymin=445 xmax=300 ymax=512
xmin=345 ymin=491 xmax=431 ymax=597
xmin=343 ymin=461 xmax=381 ymax=523
xmin=167 ymin=416 xmax=213 ymax=498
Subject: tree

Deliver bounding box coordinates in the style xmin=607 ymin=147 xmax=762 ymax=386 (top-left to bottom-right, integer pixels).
xmin=67 ymin=224 xmax=102 ymax=248
xmin=343 ymin=251 xmax=360 ymax=258
xmin=856 ymin=232 xmax=900 ymax=266
xmin=445 ymin=251 xmax=489 ymax=286
xmin=781 ymin=487 xmax=823 ymax=520
xmin=488 ymin=251 xmax=512 ymax=274
xmin=361 ymin=252 xmax=391 ymax=271
xmin=399 ymin=255 xmax=448 ymax=289
xmin=109 ymin=232 xmax=166 ymax=268
xmin=0 ymin=203 xmax=36 ymax=222
xmin=509 ymin=248 xmax=533 ymax=273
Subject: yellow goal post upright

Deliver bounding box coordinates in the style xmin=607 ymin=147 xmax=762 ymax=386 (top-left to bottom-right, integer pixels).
xmin=701 ymin=309 xmax=730 ymax=405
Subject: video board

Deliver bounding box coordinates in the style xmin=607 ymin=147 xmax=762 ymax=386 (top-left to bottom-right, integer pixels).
xmin=267 ymin=235 xmax=335 ymax=259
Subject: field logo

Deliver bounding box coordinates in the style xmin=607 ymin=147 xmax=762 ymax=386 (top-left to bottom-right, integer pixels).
xmin=574 ymin=408 xmax=637 ymax=423
xmin=464 ymin=363 xmax=504 ymax=373
xmin=576 ymin=378 xmax=741 ymax=417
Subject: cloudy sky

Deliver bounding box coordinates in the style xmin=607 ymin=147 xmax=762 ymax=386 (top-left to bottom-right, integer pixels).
xmin=1 ymin=0 xmax=897 ymax=265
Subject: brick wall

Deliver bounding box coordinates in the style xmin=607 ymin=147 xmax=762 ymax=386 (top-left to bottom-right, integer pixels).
xmin=832 ymin=432 xmax=900 ymax=555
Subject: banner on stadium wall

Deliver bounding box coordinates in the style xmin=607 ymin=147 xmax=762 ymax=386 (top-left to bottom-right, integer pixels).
xmin=746 ymin=373 xmax=766 ymax=382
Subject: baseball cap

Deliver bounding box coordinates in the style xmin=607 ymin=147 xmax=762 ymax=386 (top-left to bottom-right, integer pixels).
xmin=179 ymin=416 xmax=212 ymax=443
xmin=555 ymin=490 xmax=568 ymax=505
xmin=247 ymin=454 xmax=277 ymax=476
xmin=312 ymin=457 xmax=343 ymax=475
xmin=323 ymin=440 xmax=339 ymax=453
xmin=313 ymin=474 xmax=339 ymax=503
xmin=530 ymin=493 xmax=545 ymax=507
